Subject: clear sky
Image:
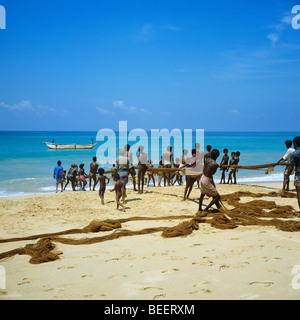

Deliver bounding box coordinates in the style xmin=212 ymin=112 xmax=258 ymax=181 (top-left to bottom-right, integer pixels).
xmin=0 ymin=0 xmax=300 ymax=131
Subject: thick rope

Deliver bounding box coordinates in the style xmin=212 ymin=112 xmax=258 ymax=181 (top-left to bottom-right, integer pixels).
xmin=0 ymin=190 xmax=298 ymax=264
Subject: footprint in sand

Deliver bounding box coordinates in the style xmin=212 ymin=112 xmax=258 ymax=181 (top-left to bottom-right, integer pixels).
xmin=169 ymin=256 xmax=186 ymax=260
xmin=108 ymin=275 xmax=128 ymax=279
xmin=190 ymin=243 xmax=201 ymax=247
xmin=189 ymin=289 xmax=211 ymax=294
xmin=17 ymin=278 xmax=31 ymax=286
xmin=141 ymin=286 xmax=164 ymax=291
xmin=249 ymin=281 xmax=274 ymax=287
xmin=161 ymin=269 xmax=180 ymax=273
xmin=105 ymin=258 xmax=120 ymax=262
xmin=153 ymin=293 xmax=166 ymax=300
xmin=219 ymin=264 xmax=230 ymax=271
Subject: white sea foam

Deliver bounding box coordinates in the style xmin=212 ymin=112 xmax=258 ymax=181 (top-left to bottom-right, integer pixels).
xmin=0 ymin=171 xmax=294 ymax=198
xmin=238 ymin=173 xmax=293 ymax=184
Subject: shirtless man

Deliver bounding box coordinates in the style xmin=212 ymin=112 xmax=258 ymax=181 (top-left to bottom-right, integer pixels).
xmin=180 ymin=149 xmax=189 ymax=166
xmin=137 ymin=146 xmax=148 ymax=194
xmin=162 ymin=146 xmax=174 ymax=186
xmin=147 ymin=160 xmax=156 ymax=187
xmin=195 ymin=143 xmax=204 ymax=188
xmin=287 ymin=136 xmax=300 ymax=210
xmin=233 ymin=151 xmax=241 ymax=184
xmin=110 ymin=174 xmax=126 ymax=212
xmin=124 ymin=144 xmax=137 ymax=191
xmin=89 ymin=156 xmax=99 ymax=191
xmin=199 ymin=149 xmax=221 ymax=212
xmin=277 ymin=140 xmax=295 ymax=191
xmin=64 ymin=164 xmax=78 ymax=191
xmin=182 ymin=149 xmax=199 ymax=201
xmin=204 ymin=145 xmax=212 ymax=164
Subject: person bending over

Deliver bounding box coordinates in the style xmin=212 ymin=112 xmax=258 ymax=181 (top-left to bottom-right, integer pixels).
xmin=199 ymin=149 xmax=221 ymax=212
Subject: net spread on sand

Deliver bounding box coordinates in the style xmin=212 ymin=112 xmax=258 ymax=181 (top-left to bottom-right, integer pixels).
xmin=0 ymin=190 xmax=299 ymax=265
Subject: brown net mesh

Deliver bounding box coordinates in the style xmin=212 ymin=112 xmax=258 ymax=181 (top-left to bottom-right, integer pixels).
xmin=0 ymin=190 xmax=299 ymax=264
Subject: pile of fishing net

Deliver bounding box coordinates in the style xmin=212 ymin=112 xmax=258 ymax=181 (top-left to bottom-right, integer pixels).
xmin=0 ymin=190 xmax=299 ymax=265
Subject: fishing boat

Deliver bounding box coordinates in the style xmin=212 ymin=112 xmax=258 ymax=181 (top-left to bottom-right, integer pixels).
xmin=42 ymin=141 xmax=99 ymax=150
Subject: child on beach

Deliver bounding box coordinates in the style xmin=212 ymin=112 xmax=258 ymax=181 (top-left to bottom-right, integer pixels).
xmin=98 ymin=168 xmax=110 ymax=204
xmin=53 ymin=160 xmax=64 ymax=193
xmin=219 ymin=149 xmax=229 ymax=184
xmin=62 ymin=170 xmax=66 ymax=183
xmin=227 ymin=152 xmax=236 ymax=184
xmin=78 ymin=163 xmax=88 ymax=191
xmin=234 ymin=151 xmax=241 ymax=184
xmin=110 ymin=174 xmax=126 ymax=212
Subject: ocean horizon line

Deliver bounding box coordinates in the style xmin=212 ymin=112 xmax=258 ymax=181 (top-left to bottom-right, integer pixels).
xmin=0 ymin=130 xmax=299 ymax=134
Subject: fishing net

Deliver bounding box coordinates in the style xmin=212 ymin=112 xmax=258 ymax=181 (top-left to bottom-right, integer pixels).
xmin=0 ymin=190 xmax=299 ymax=264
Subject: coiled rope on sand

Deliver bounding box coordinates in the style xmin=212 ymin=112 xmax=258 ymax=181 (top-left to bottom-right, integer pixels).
xmin=0 ymin=190 xmax=298 ymax=265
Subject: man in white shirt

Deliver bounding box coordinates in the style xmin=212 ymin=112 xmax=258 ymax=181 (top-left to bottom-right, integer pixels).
xmin=277 ymin=140 xmax=295 ymax=191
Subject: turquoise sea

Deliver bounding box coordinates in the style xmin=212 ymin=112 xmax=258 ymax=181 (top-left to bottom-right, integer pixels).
xmin=0 ymin=131 xmax=299 ymax=197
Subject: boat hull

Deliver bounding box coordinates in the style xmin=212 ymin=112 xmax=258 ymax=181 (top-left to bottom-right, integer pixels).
xmin=42 ymin=142 xmax=99 ymax=150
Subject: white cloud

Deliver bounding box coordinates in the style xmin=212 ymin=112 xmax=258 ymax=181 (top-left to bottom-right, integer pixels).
xmin=135 ymin=22 xmax=180 ymax=41
xmin=164 ymin=24 xmax=180 ymax=31
xmin=96 ymin=107 xmax=114 ymax=116
xmin=0 ymin=100 xmax=69 ymax=117
xmin=267 ymin=33 xmax=279 ymax=46
xmin=0 ymin=100 xmax=33 ymax=111
xmin=113 ymin=100 xmax=125 ymax=108
xmin=113 ymin=100 xmax=151 ymax=115
xmin=266 ymin=12 xmax=295 ymax=46
xmin=140 ymin=108 xmax=151 ymax=115
xmin=38 ymin=104 xmax=56 ymax=113
xmin=281 ymin=14 xmax=293 ymax=25
xmin=230 ymin=109 xmax=240 ymax=114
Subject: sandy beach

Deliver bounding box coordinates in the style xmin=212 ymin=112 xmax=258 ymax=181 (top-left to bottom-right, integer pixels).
xmin=0 ymin=182 xmax=299 ymax=300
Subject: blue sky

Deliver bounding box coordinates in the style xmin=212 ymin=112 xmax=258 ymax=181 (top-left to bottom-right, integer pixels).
xmin=0 ymin=0 xmax=300 ymax=131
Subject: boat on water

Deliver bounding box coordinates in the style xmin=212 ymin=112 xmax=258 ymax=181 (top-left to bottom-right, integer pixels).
xmin=42 ymin=141 xmax=99 ymax=150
